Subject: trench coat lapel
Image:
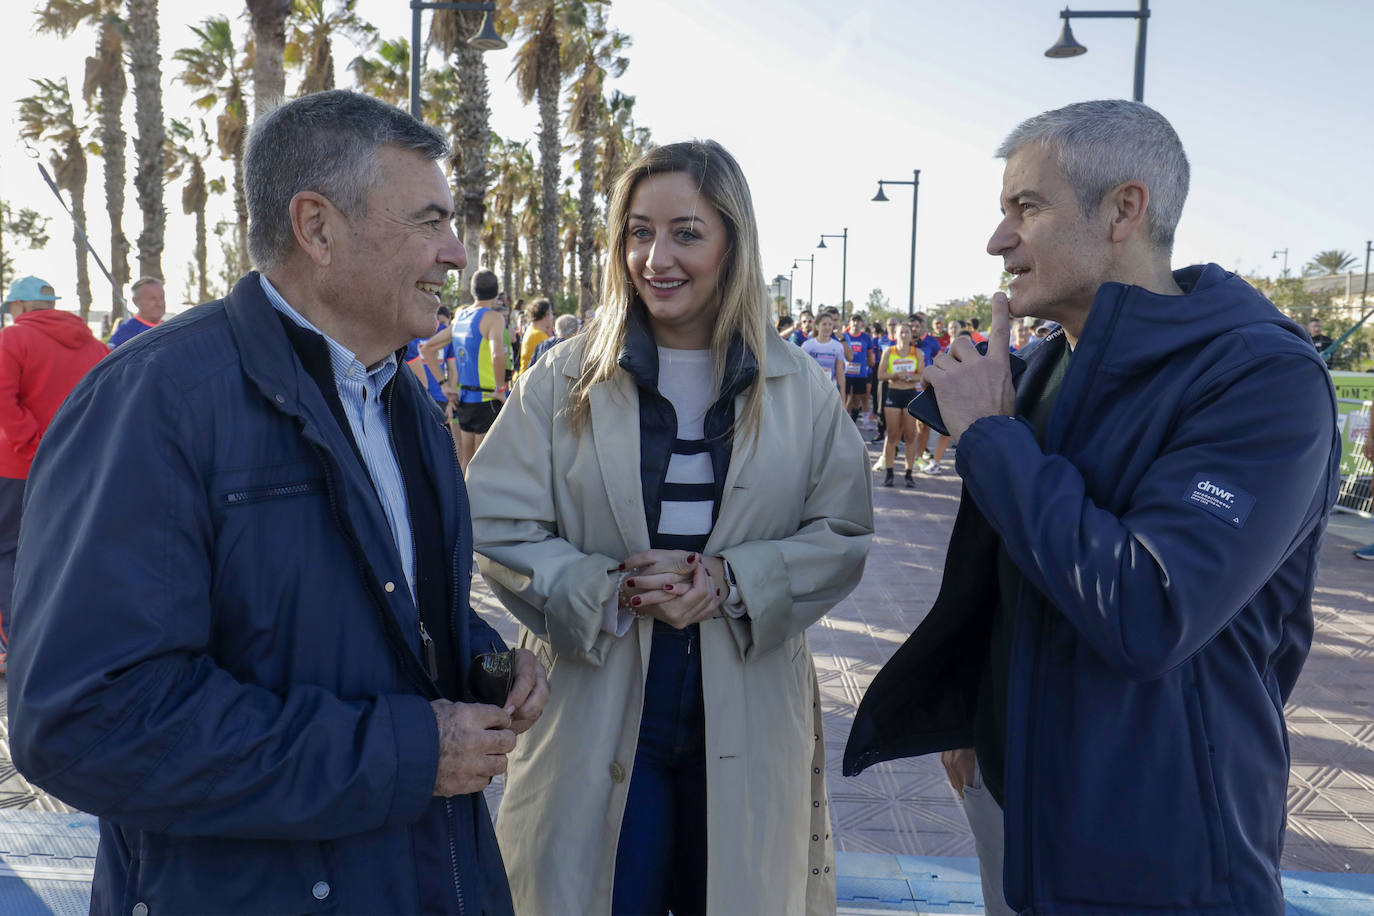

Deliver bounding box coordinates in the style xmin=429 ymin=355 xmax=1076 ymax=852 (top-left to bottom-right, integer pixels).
xmin=589 ymin=373 xmax=651 ymax=552
xmin=708 ymin=390 xmax=758 ymax=552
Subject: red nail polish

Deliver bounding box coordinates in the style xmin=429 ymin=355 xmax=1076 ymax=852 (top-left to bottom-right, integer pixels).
xmin=687 ymin=553 xmax=696 ymax=563
xmin=618 ymin=563 xmax=626 ymax=571
xmin=663 ymin=584 xmax=673 ymax=592
xmin=631 ymin=596 xmax=641 ymax=607
xmin=626 ymin=579 xmax=636 ymax=588
xmin=715 ymin=588 xmax=721 ymax=596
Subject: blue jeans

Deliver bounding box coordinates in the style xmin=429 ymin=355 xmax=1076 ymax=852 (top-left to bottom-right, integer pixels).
xmin=612 ymin=622 xmax=708 ymax=916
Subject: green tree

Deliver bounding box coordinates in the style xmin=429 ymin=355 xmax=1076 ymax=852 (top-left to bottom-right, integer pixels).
xmin=164 ymin=117 xmax=223 ymax=303
xmin=1305 ymin=249 xmax=1359 ymax=277
xmin=287 ymin=0 xmax=375 ymax=95
xmin=431 ymin=8 xmax=493 ymax=303
xmin=18 ymin=78 xmax=94 ymax=318
xmin=506 ymin=0 xmax=592 ymax=299
xmin=176 ymin=15 xmax=251 ymax=275
xmin=37 ymin=0 xmax=130 ymax=317
xmin=486 ymin=135 xmax=535 ymax=298
xmin=0 ymin=200 xmax=52 ymax=299
xmin=566 ymin=8 xmax=628 ymax=313
xmin=348 ymin=35 xmax=410 ymax=107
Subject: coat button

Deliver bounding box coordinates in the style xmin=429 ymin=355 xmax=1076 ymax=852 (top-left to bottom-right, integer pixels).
xmin=609 ymin=762 xmax=627 ymax=783
xmin=312 ymin=881 xmax=330 ymax=900
xmin=384 ymin=581 xmax=396 ymax=593
xmin=132 ymin=905 xmax=149 ymax=916
xmin=275 ymin=394 xmax=285 ymax=404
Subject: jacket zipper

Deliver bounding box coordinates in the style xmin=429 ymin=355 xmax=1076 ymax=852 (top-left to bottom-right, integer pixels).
xmin=395 ymin=383 xmax=467 ymax=914
xmin=384 ymin=382 xmax=434 ymax=687
xmin=224 ymin=481 xmax=315 ymax=504
xmin=445 ymin=798 xmax=466 ymax=916
xmin=419 ymin=618 xmax=439 ymax=681
xmin=307 ymin=439 xmax=436 ymax=698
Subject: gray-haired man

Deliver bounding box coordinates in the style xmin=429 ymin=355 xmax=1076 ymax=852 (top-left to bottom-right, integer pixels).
xmin=12 ymin=90 xmax=546 ymax=915
xmin=847 ymin=100 xmax=1339 ymax=916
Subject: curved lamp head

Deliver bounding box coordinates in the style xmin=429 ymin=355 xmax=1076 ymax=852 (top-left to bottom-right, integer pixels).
xmin=468 ymin=10 xmax=508 ymax=51
xmin=1045 ymin=18 xmax=1087 ymax=58
xmin=872 ymin=183 xmax=889 ymax=202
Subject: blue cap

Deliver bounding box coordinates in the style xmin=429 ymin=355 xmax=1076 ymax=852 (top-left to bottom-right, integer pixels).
xmin=3 ymin=276 xmax=59 ymax=304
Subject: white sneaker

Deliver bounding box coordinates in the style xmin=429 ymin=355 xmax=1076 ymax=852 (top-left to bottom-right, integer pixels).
xmin=925 ymin=461 xmax=944 ymax=475
xmin=872 ymin=455 xmax=887 ymax=472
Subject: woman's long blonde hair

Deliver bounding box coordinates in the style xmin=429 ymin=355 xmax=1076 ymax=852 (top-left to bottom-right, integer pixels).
xmin=567 ymin=140 xmax=770 ymax=440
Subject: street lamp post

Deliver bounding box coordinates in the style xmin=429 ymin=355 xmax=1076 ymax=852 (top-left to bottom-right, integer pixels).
xmin=818 ymin=228 xmax=848 ymax=320
xmin=1045 ymin=0 xmax=1151 ymax=102
xmin=410 ymin=1 xmax=506 ymax=119
xmin=872 ymin=169 xmax=920 ymax=315
xmin=792 ymin=255 xmax=815 ymax=312
xmin=1272 ymin=248 xmax=1289 ymax=275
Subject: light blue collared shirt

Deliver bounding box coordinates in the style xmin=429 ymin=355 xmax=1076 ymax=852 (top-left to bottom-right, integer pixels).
xmin=260 ymin=275 xmax=415 ymax=597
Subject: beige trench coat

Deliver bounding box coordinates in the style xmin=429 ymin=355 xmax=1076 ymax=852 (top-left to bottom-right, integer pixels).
xmin=468 ymin=330 xmax=874 ymax=916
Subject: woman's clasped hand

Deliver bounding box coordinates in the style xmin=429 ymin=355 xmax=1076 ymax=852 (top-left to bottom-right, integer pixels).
xmin=617 ymin=549 xmax=726 ymax=628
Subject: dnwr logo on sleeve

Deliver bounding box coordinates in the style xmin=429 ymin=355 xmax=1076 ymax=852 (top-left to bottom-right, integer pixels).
xmin=1183 ymin=473 xmax=1256 ymax=528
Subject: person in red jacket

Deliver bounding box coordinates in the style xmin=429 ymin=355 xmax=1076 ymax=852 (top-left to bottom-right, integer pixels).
xmin=0 ymin=276 xmax=107 ymax=671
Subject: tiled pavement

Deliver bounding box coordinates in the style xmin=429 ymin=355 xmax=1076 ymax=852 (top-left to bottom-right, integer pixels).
xmin=0 ymin=440 xmax=1372 ymax=911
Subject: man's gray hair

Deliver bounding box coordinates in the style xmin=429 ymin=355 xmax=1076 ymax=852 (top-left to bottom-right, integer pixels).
xmin=244 ymin=90 xmax=450 ymax=271
xmin=554 ymin=314 xmax=580 ymax=337
xmin=995 ymin=99 xmax=1189 ymax=251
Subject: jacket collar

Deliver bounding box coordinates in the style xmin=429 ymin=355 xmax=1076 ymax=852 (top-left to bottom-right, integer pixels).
xmin=616 ymin=303 xmax=760 ymax=403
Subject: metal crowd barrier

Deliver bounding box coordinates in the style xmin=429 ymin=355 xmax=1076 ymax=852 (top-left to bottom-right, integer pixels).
xmin=1336 ymin=399 xmax=1371 ymax=516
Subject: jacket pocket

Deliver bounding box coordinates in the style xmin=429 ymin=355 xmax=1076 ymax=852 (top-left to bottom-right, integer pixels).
xmin=1045 ymin=675 xmax=1233 ymax=909
xmin=1185 ymin=680 xmax=1231 ymax=883
xmin=132 ymin=833 xmax=334 ymax=915
xmin=222 ymin=479 xmax=323 ymax=506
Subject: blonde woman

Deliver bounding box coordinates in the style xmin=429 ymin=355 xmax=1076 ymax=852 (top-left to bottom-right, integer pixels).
xmin=877 ymin=323 xmax=923 ymax=488
xmin=467 ymin=140 xmax=873 ymax=915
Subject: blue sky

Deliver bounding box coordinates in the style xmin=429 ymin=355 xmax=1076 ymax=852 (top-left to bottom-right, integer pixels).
xmin=2 ymin=0 xmax=1371 ymax=313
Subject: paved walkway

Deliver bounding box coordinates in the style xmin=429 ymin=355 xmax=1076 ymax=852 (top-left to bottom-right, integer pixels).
xmin=0 ymin=441 xmax=1371 ymax=913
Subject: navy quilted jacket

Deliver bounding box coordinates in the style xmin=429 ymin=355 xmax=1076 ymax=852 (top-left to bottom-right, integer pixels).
xmin=10 ymin=274 xmax=512 ymax=915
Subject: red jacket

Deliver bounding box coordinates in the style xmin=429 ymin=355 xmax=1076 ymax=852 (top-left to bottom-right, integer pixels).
xmin=0 ymin=309 xmax=107 ymax=478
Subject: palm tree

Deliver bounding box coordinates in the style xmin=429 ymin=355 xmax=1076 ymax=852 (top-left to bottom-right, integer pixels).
xmin=506 ymin=0 xmax=593 ymax=299
xmin=432 ymin=9 xmax=492 ymax=302
xmin=165 ymin=118 xmax=223 ymax=304
xmin=1305 ymin=249 xmax=1359 ymax=277
xmin=176 ymin=15 xmax=251 ymax=275
xmin=247 ymin=0 xmax=292 ymax=117
xmin=348 ymin=35 xmax=410 ymax=107
xmin=127 ymin=0 xmax=166 ymax=282
xmin=486 ymin=135 xmax=534 ymax=298
xmin=566 ymin=11 xmax=628 ymax=313
xmin=17 ymin=78 xmax=94 ymax=318
xmin=558 ymin=178 xmax=578 ymax=304
xmin=287 ymin=0 xmax=376 ymax=95
xmin=37 ymin=0 xmax=130 ymax=318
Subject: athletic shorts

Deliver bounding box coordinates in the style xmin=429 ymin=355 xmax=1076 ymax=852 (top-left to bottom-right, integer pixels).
xmin=846 ymin=378 xmax=869 ymax=395
xmin=884 ymin=386 xmax=918 ymax=410
xmin=454 ymin=399 xmax=501 ymax=434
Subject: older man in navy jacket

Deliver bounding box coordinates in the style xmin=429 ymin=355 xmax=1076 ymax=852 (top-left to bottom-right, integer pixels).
xmin=10 ymin=91 xmax=547 ymax=915
xmin=846 ymin=101 xmax=1340 ymax=916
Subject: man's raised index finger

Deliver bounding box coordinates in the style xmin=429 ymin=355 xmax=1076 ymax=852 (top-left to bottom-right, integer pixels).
xmin=989 ymin=292 xmax=1013 ymax=358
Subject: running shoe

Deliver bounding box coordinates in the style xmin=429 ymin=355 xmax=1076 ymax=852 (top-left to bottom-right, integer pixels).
xmin=904 ymin=470 xmax=915 ymax=488
xmin=1356 ymin=542 xmax=1374 ymax=561
xmin=872 ymin=455 xmax=887 ymax=472
xmin=925 ymin=461 xmax=944 ymax=475
xmin=883 ymin=468 xmax=894 ymax=488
